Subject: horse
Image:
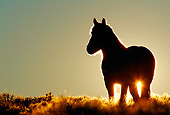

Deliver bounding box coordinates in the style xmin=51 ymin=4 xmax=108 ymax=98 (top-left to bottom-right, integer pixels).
xmin=86 ymin=18 xmax=155 ymax=103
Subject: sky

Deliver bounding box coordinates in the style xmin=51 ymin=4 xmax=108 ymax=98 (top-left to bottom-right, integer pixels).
xmin=0 ymin=0 xmax=170 ymax=97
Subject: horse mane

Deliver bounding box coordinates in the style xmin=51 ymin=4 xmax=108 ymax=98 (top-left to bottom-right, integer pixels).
xmin=102 ymin=24 xmax=126 ymax=50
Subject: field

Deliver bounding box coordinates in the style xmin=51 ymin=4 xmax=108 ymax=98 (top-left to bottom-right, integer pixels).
xmin=1 ymin=92 xmax=170 ymax=115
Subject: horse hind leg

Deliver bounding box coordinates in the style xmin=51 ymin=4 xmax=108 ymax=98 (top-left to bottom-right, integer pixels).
xmin=129 ymin=84 xmax=139 ymax=102
xmin=141 ymin=73 xmax=153 ymax=99
xmin=141 ymin=82 xmax=151 ymax=99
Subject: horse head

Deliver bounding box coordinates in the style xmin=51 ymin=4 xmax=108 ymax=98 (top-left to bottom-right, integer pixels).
xmin=86 ymin=18 xmax=113 ymax=55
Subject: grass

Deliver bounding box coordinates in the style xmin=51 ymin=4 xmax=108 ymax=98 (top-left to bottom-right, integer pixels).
xmin=0 ymin=92 xmax=170 ymax=115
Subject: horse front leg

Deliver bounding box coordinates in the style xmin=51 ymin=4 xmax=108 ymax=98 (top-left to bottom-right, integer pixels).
xmin=105 ymin=81 xmax=114 ymax=99
xmin=120 ymin=84 xmax=128 ymax=103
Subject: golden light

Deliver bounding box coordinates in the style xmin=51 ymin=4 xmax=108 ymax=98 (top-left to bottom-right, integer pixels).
xmin=137 ymin=81 xmax=142 ymax=97
xmin=113 ymin=82 xmax=142 ymax=104
xmin=126 ymin=87 xmax=133 ymax=105
xmin=114 ymin=84 xmax=133 ymax=104
xmin=114 ymin=84 xmax=121 ymax=103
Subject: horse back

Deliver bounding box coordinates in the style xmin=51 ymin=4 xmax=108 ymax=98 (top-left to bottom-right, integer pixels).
xmin=127 ymin=46 xmax=155 ymax=65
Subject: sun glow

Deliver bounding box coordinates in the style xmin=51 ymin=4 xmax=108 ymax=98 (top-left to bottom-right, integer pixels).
xmin=113 ymin=84 xmax=133 ymax=103
xmin=113 ymin=82 xmax=142 ymax=103
xmin=114 ymin=84 xmax=121 ymax=102
xmin=137 ymin=81 xmax=142 ymax=97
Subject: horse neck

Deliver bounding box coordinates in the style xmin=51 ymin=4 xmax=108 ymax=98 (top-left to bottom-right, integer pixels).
xmin=101 ymin=33 xmax=126 ymax=59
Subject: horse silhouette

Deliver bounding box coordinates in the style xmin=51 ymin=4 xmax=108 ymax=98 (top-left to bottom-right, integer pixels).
xmin=86 ymin=18 xmax=155 ymax=102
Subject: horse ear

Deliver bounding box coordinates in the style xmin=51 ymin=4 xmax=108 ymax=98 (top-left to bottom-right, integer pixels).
xmin=102 ymin=18 xmax=106 ymax=25
xmin=93 ymin=18 xmax=98 ymax=25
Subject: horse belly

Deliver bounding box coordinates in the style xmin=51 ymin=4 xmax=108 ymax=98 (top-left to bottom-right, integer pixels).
xmin=102 ymin=68 xmax=131 ymax=84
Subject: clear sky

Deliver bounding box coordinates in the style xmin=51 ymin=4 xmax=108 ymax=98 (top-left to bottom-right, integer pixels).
xmin=0 ymin=1 xmax=170 ymax=97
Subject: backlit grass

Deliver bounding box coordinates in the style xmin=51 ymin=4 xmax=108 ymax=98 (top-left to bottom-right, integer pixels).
xmin=0 ymin=92 xmax=170 ymax=115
